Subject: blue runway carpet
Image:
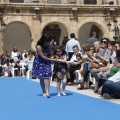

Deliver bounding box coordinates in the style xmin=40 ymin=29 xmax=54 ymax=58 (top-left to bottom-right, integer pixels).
xmin=0 ymin=77 xmax=120 ymax=120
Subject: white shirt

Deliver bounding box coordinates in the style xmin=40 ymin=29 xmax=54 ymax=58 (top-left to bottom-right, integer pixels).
xmin=4 ymin=63 xmax=12 ymax=70
xmin=108 ymin=70 xmax=120 ymax=82
xmin=11 ymin=51 xmax=19 ymax=61
xmin=22 ymin=52 xmax=28 ymax=60
xmin=65 ymin=38 xmax=81 ymax=53
xmin=109 ymin=51 xmax=116 ymax=64
xmin=24 ymin=56 xmax=35 ymax=70
xmin=70 ymin=52 xmax=82 ymax=62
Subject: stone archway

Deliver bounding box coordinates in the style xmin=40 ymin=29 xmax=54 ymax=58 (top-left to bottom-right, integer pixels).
xmin=42 ymin=22 xmax=68 ymax=45
xmin=3 ymin=22 xmax=32 ymax=54
xmin=78 ymin=22 xmax=103 ymax=46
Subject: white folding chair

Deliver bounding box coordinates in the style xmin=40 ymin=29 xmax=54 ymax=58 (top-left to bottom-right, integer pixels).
xmin=20 ymin=62 xmax=26 ymax=76
xmin=27 ymin=61 xmax=33 ymax=79
xmin=74 ymin=70 xmax=81 ymax=82
xmin=12 ymin=66 xmax=21 ymax=77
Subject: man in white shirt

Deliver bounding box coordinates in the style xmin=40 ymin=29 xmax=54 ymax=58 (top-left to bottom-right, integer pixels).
xmin=101 ymin=71 xmax=120 ymax=99
xmin=101 ymin=50 xmax=120 ymax=99
xmin=67 ymin=45 xmax=82 ymax=85
xmin=66 ymin=33 xmax=81 ymax=60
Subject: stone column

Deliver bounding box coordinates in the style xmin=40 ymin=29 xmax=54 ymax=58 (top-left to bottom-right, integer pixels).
xmin=42 ymin=0 xmax=47 ymax=3
xmin=79 ymin=0 xmax=84 ymax=4
xmin=113 ymin=0 xmax=117 ymax=5
xmin=61 ymin=0 xmax=68 ymax=4
xmin=24 ymin=0 xmax=30 ymax=3
xmin=0 ymin=31 xmax=3 ymax=55
xmin=5 ymin=0 xmax=9 ymax=3
xmin=117 ymin=0 xmax=120 ymax=5
xmin=69 ymin=20 xmax=78 ymax=37
xmin=97 ymin=0 xmax=103 ymax=5
xmin=76 ymin=0 xmax=80 ymax=4
xmin=102 ymin=0 xmax=108 ymax=4
xmin=26 ymin=0 xmax=32 ymax=3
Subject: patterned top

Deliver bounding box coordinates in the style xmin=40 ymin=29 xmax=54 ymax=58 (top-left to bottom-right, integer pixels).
xmin=53 ymin=54 xmax=69 ymax=82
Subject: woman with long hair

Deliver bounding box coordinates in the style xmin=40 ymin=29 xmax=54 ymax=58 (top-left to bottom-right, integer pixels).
xmin=32 ymin=33 xmax=65 ymax=98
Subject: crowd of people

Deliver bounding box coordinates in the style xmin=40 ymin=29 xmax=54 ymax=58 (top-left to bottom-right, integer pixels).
xmin=1 ymin=32 xmax=120 ymax=99
xmin=0 ymin=47 xmax=36 ymax=78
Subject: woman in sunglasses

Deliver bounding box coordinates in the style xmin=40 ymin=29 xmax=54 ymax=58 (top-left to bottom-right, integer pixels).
xmin=100 ymin=38 xmax=110 ymax=65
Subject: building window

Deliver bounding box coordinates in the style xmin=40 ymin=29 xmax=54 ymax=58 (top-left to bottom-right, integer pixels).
xmin=47 ymin=0 xmax=61 ymax=4
xmin=9 ymin=0 xmax=24 ymax=3
xmin=84 ymin=0 xmax=97 ymax=4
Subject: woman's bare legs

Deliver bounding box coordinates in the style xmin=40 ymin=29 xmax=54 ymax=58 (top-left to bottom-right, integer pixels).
xmin=62 ymin=79 xmax=66 ymax=96
xmin=44 ymin=78 xmax=50 ymax=97
xmin=40 ymin=78 xmax=46 ymax=96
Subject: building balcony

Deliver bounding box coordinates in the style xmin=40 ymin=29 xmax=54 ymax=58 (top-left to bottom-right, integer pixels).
xmin=0 ymin=0 xmax=119 ymax=5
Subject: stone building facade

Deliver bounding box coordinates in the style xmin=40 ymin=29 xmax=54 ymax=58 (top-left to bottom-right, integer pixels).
xmin=0 ymin=0 xmax=120 ymax=54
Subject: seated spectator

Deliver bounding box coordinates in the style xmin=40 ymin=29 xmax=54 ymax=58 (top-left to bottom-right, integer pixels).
xmin=67 ymin=45 xmax=82 ymax=85
xmin=101 ymin=71 xmax=120 ymax=99
xmin=25 ymin=50 xmax=35 ymax=78
xmin=1 ymin=54 xmax=7 ymax=65
xmin=77 ymin=43 xmax=94 ymax=90
xmin=100 ymin=50 xmax=120 ymax=99
xmin=3 ymin=58 xmax=12 ymax=77
xmin=115 ymin=42 xmax=120 ymax=51
xmin=11 ymin=47 xmax=19 ymax=62
xmin=97 ymin=41 xmax=116 ymax=79
xmin=109 ymin=42 xmax=120 ymax=76
xmin=0 ymin=56 xmax=4 ymax=77
xmin=3 ymin=50 xmax=10 ymax=58
xmin=22 ymin=50 xmax=28 ymax=61
xmin=91 ymin=38 xmax=109 ymax=73
xmin=93 ymin=41 xmax=117 ymax=93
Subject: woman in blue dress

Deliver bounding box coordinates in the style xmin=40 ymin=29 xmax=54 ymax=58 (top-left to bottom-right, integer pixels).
xmin=32 ymin=33 xmax=65 ymax=98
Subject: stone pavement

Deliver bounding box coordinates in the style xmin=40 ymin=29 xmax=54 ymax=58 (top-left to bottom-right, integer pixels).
xmin=32 ymin=79 xmax=120 ymax=105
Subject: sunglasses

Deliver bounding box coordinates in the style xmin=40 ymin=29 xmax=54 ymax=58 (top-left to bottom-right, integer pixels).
xmin=101 ymin=41 xmax=107 ymax=44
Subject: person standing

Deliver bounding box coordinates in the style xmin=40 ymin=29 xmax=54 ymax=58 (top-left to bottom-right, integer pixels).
xmin=49 ymin=38 xmax=57 ymax=57
xmin=32 ymin=33 xmax=65 ymax=98
xmin=65 ymin=33 xmax=81 ymax=60
xmin=86 ymin=32 xmax=98 ymax=47
xmin=53 ymin=46 xmax=67 ymax=96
